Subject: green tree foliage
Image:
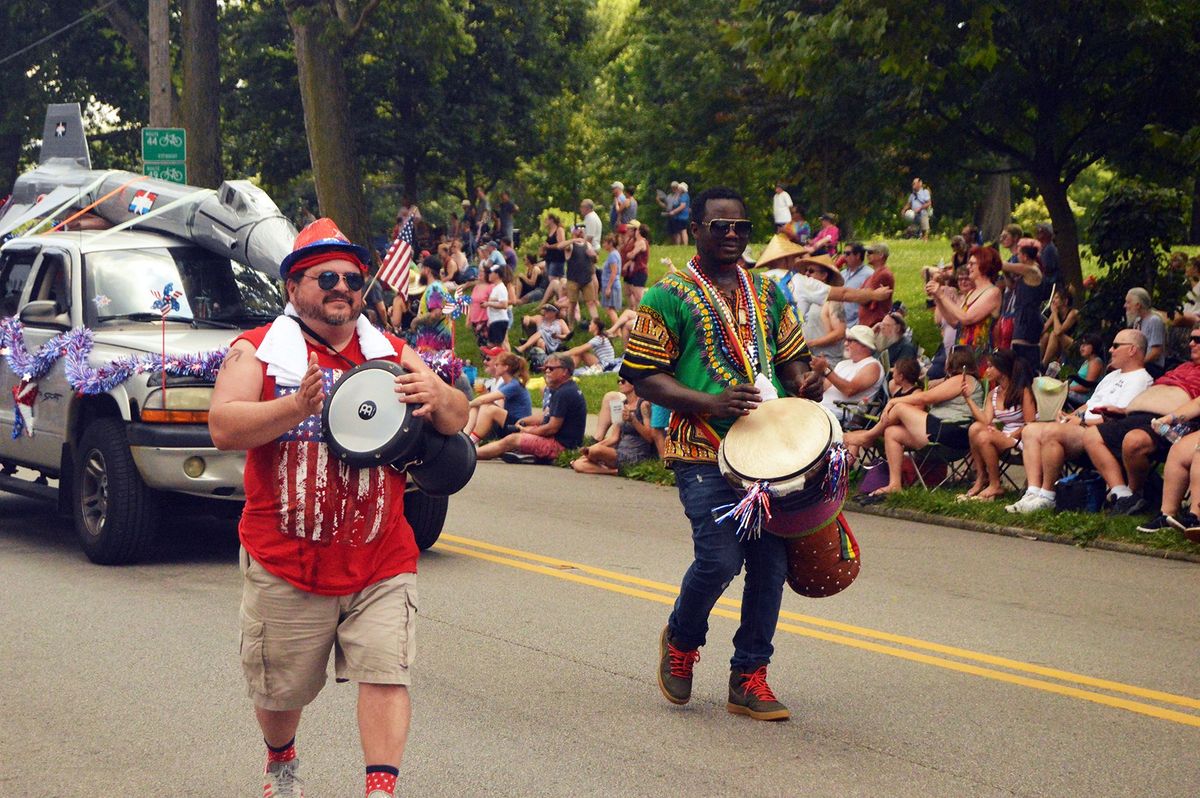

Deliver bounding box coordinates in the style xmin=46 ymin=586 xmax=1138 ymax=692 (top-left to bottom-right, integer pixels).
xmin=1083 ymin=184 xmax=1186 ymax=338
xmin=734 ymin=0 xmax=1200 ymax=291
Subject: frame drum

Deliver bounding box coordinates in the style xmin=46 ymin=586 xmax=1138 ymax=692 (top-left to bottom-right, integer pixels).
xmin=322 ymin=360 xmax=426 ymax=468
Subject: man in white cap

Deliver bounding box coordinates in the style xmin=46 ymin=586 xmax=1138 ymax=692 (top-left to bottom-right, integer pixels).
xmin=210 ymin=218 xmax=467 ymax=798
xmin=813 ymin=324 xmax=885 ymax=421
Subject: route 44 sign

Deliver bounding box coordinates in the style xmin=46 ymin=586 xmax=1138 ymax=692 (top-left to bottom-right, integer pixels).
xmin=141 ymin=128 xmax=186 ymax=162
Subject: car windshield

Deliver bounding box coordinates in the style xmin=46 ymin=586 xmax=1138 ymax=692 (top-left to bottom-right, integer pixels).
xmin=85 ymin=246 xmax=282 ymax=324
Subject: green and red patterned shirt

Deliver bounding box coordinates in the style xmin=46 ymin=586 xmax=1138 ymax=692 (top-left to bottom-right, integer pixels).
xmin=619 ymin=268 xmax=810 ymax=464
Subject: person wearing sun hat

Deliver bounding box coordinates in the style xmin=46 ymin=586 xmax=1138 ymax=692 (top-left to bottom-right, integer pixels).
xmin=209 ymin=216 xmax=467 ymax=798
xmin=814 ymin=323 xmax=885 ymax=421
xmin=797 ymin=254 xmax=847 ymax=363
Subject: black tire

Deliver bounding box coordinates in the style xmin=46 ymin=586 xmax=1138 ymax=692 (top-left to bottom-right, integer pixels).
xmin=405 ymin=489 xmax=448 ymax=551
xmin=73 ymin=418 xmax=160 ymax=564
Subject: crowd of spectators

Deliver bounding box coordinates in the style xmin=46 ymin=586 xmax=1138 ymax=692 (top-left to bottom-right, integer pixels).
xmin=373 ymin=184 xmax=1200 ymax=540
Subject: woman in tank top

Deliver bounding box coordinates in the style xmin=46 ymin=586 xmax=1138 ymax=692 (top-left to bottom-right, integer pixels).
xmin=928 ymin=246 xmax=1002 ymax=367
xmin=959 ymin=349 xmax=1035 ymax=501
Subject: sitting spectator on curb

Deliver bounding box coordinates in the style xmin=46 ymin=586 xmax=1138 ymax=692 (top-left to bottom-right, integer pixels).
xmin=814 ymin=324 xmax=884 ymax=421
xmin=1126 ymin=287 xmax=1166 ymax=377
xmin=1007 ymin=330 xmax=1151 ymax=514
xmin=1136 ymin=398 xmax=1200 ymax=538
xmin=1041 ymin=288 xmax=1079 ymax=370
xmin=959 ymin=349 xmax=1035 ymax=501
xmin=888 ymin=356 xmax=921 ymax=399
xmin=876 ymin=311 xmax=917 ymax=365
xmin=565 ymin=318 xmax=620 ymax=373
xmin=1065 ymin=333 xmax=1105 ymax=408
xmin=465 ymin=351 xmax=532 ymax=444
xmin=847 ymin=347 xmax=983 ymax=500
xmin=516 ymin=302 xmax=571 ymax=369
xmin=1077 ymin=327 xmax=1200 ymax=515
xmin=571 ymin=376 xmax=657 ymax=475
xmin=476 ymin=353 xmax=587 ymax=464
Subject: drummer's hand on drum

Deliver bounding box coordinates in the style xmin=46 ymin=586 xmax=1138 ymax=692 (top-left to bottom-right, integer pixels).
xmin=293 ymin=353 xmax=326 ymax=417
xmin=394 ymin=369 xmax=445 ymax=417
xmin=709 ymin=383 xmax=761 ymax=417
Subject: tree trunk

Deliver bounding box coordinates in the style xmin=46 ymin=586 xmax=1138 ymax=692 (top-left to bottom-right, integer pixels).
xmin=181 ymin=0 xmax=223 ymax=188
xmin=0 ymin=130 xmax=24 ymax=198
xmin=403 ymin=153 xmax=418 ymax=203
xmin=148 ymin=0 xmax=172 ymax=127
xmin=102 ymin=0 xmax=180 ymax=124
xmin=285 ymin=1 xmax=371 ymax=248
xmin=1036 ymin=173 xmax=1082 ymax=296
xmin=979 ymin=173 xmax=1011 ymax=243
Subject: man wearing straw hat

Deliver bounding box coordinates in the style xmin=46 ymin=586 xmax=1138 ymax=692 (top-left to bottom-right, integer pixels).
xmin=621 ymin=187 xmax=823 ymax=722
xmin=210 ymin=218 xmax=467 ymax=798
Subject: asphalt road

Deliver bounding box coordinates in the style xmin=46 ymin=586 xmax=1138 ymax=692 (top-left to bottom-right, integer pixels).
xmin=2 ymin=462 xmax=1199 ymax=797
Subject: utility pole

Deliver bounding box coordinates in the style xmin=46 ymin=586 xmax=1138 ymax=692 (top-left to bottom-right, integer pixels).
xmin=149 ymin=0 xmax=171 ymax=126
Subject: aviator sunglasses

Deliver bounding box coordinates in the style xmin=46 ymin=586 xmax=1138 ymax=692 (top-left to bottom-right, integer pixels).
xmin=305 ymin=270 xmax=366 ymax=291
xmin=702 ymin=218 xmax=753 ymax=237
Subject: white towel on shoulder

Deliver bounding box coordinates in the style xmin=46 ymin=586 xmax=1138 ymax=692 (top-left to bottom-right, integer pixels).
xmin=255 ymin=303 xmax=398 ymax=386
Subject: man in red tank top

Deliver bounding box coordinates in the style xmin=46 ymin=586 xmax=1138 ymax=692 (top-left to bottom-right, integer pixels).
xmin=209 ymin=218 xmax=467 ymax=798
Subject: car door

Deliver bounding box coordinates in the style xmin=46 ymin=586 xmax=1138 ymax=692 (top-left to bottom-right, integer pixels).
xmin=0 ymin=245 xmax=40 ymax=446
xmin=9 ymin=246 xmax=73 ymax=467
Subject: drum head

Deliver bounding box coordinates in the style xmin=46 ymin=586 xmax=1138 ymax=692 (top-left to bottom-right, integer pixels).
xmin=720 ymin=397 xmax=833 ymax=483
xmin=322 ymin=360 xmax=424 ymax=468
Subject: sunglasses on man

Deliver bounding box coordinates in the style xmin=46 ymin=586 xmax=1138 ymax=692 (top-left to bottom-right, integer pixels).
xmin=305 ymin=270 xmax=366 ymax=291
xmin=702 ymin=218 xmax=753 ymax=238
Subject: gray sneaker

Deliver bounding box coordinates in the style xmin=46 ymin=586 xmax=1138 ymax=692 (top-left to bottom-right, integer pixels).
xmin=264 ymin=758 xmax=305 ymax=798
xmin=657 ymin=625 xmax=699 ymax=705
xmin=727 ymin=664 xmax=790 ymax=721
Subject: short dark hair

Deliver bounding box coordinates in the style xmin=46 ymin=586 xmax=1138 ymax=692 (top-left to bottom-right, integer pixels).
xmin=547 ymin=352 xmax=575 ymax=373
xmin=845 ymin=242 xmax=866 ymax=257
xmin=892 ymin=356 xmax=921 ymax=385
xmin=690 ymin=187 xmax=745 ymax=225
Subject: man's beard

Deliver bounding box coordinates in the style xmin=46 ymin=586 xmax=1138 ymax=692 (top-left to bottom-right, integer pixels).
xmin=877 ymin=329 xmax=901 ymax=349
xmin=292 ymin=292 xmax=362 ymax=326
xmin=1125 ymin=312 xmax=1138 ymax=328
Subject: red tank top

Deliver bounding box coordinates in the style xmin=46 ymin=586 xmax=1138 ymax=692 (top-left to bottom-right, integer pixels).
xmin=235 ymin=324 xmax=417 ymax=596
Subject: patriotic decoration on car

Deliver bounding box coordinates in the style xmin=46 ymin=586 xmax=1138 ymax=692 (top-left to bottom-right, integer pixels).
xmin=10 ymin=378 xmax=38 ymax=438
xmin=128 ymin=190 xmax=158 ymax=215
xmin=151 ymin=283 xmax=182 ymax=318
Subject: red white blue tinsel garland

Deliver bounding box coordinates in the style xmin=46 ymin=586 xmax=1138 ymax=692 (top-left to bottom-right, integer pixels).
xmin=0 ymin=317 xmax=227 ymax=398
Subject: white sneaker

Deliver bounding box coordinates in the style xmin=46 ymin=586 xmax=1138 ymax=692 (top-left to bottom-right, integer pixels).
xmin=1005 ymin=493 xmax=1037 ymax=513
xmin=264 ymin=758 xmax=305 ymax=798
xmin=1015 ymin=495 xmax=1055 ymax=514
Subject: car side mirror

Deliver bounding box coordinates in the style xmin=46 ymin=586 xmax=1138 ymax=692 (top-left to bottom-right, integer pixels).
xmin=19 ymin=300 xmax=70 ymax=330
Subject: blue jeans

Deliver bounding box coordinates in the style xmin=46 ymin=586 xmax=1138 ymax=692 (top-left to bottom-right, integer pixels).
xmin=668 ymin=462 xmax=789 ymax=668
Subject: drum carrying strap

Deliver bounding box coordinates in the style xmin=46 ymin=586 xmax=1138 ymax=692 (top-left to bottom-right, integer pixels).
xmin=287 ymin=314 xmax=362 ymax=371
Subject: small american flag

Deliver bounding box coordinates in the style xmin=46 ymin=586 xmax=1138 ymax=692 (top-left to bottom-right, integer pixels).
xmin=377 ymin=217 xmax=415 ymax=293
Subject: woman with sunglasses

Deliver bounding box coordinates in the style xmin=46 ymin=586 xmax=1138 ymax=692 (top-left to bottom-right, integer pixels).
xmin=928 ymin=246 xmax=1002 ymax=368
xmin=570 ymin=377 xmax=656 ymax=475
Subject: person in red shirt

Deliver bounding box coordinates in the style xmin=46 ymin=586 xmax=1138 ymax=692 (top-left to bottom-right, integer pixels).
xmin=209 ymin=218 xmax=467 ymax=798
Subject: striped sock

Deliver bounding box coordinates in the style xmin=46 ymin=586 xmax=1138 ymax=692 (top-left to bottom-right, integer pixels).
xmin=365 ymin=764 xmax=399 ymax=796
xmin=265 ymin=737 xmax=296 ymax=763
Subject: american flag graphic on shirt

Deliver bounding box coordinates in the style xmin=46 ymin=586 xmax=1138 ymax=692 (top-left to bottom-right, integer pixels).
xmin=272 ymin=367 xmax=390 ymax=547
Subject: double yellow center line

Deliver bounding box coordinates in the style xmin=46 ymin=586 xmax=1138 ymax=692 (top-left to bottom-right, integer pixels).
xmin=438 ymin=533 xmax=1200 ymax=728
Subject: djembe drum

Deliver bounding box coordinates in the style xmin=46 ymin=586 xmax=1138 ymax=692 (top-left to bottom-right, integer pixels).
xmin=716 ymin=397 xmax=860 ymax=598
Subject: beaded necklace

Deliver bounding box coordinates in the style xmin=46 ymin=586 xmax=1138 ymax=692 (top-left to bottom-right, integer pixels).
xmin=685 ymin=256 xmax=773 ymax=383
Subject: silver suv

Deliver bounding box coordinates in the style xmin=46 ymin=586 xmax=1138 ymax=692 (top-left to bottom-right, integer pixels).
xmin=0 ymin=230 xmax=448 ymax=563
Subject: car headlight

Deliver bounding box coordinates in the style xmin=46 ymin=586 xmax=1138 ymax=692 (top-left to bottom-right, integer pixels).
xmin=141 ymin=387 xmax=213 ymax=423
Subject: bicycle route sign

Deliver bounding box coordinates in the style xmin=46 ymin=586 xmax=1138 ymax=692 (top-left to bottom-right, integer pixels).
xmin=142 ymin=128 xmax=187 ymax=184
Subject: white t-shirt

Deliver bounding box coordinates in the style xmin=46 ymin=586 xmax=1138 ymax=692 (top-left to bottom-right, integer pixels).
xmin=821 ymin=356 xmax=884 ymax=418
xmin=1083 ymin=368 xmax=1155 ymax=422
xmin=486 ymin=283 xmax=509 ymax=324
xmin=784 ymin=272 xmax=832 ymax=321
xmin=773 ymin=191 xmax=794 ymax=224
xmin=583 ymin=211 xmax=603 ymax=247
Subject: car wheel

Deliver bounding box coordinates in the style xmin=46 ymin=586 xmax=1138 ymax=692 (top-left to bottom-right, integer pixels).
xmin=74 ymin=418 xmax=160 ymax=564
xmin=405 ymin=489 xmax=448 ymax=551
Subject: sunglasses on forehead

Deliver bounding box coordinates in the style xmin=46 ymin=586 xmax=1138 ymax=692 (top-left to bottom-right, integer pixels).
xmin=305 ymin=270 xmax=365 ymax=291
xmin=703 ymin=218 xmax=753 ymax=238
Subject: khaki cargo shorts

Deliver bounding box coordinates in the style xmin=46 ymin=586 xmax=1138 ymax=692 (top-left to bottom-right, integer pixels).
xmin=238 ymin=547 xmax=418 ymax=711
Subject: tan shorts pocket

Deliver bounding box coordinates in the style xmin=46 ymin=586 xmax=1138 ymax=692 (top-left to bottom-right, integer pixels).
xmin=239 ymin=614 xmax=267 ymax=695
